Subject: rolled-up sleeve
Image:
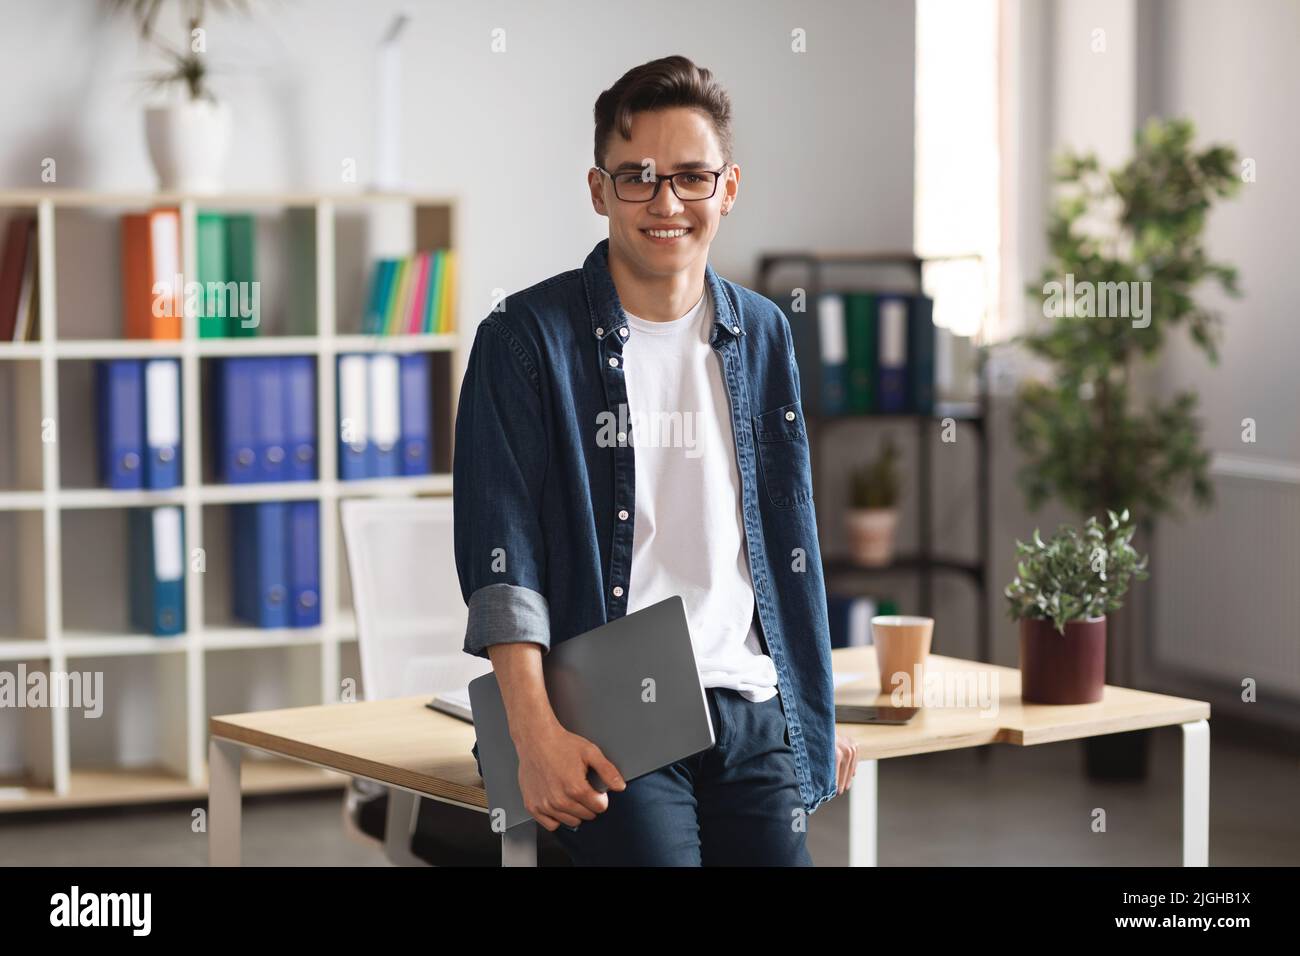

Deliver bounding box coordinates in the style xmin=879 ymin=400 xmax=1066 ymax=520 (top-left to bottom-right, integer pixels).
xmin=453 ymin=317 xmax=552 ymax=658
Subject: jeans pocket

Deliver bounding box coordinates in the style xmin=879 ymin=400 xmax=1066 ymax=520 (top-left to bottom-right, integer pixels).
xmin=753 ymin=401 xmax=814 ymax=510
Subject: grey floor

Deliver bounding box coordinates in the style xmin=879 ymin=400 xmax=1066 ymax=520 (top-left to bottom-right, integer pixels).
xmin=1 ymin=727 xmax=1295 ymax=866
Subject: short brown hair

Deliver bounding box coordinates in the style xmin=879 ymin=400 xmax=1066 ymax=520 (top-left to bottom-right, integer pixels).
xmin=593 ymin=55 xmax=734 ymax=170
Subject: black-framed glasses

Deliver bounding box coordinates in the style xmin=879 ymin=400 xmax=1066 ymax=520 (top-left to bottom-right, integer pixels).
xmin=596 ymin=165 xmax=730 ymax=202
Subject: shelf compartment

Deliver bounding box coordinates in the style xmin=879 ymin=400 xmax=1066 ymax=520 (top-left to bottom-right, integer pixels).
xmin=201 ymin=502 xmax=325 ymax=636
xmin=54 ymin=202 xmax=174 ymax=342
xmin=205 ymin=644 xmax=323 ymax=720
xmin=67 ymin=652 xmax=188 ymax=780
xmin=0 ymin=204 xmax=42 ymax=349
xmin=0 ymin=359 xmax=44 ymax=492
xmin=198 ymin=355 xmax=319 ymax=486
xmin=333 ymin=200 xmax=455 ymax=337
xmin=60 ymin=508 xmax=188 ymax=638
xmin=0 ymin=510 xmax=46 ymax=641
xmin=57 ymin=357 xmax=187 ymax=492
xmin=0 ymin=658 xmax=57 ymax=803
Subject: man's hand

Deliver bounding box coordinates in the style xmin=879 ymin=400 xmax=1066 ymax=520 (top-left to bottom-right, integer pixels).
xmin=835 ymin=731 xmax=860 ymax=794
xmin=516 ymin=723 xmax=627 ymax=831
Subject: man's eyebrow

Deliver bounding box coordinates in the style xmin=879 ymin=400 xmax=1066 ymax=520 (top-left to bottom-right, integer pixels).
xmin=610 ymin=159 xmax=716 ymax=173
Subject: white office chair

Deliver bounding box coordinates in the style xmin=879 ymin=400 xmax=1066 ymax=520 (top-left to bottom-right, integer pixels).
xmin=339 ymin=497 xmax=491 ymax=866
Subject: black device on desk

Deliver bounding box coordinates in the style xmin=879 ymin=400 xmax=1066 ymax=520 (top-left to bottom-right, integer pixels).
xmin=835 ymin=704 xmax=919 ymax=725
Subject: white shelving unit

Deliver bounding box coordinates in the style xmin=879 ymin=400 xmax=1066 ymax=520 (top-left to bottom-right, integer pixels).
xmin=0 ymin=190 xmax=460 ymax=812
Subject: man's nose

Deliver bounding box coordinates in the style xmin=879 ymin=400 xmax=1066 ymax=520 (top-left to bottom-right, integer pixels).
xmin=647 ymin=177 xmax=684 ymax=215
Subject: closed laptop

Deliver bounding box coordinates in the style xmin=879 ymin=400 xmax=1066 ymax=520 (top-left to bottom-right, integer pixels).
xmin=468 ymin=595 xmax=715 ymax=830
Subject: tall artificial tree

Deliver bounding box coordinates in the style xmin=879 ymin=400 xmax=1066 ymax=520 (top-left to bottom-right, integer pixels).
xmin=1014 ymin=117 xmax=1242 ymax=526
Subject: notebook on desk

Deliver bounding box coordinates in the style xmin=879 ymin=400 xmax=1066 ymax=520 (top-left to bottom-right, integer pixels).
xmin=465 ymin=595 xmax=716 ymax=831
xmin=426 ymin=687 xmax=472 ymax=722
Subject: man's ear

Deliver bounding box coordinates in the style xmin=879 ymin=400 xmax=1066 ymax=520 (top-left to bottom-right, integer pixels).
xmin=720 ymin=163 xmax=740 ymax=216
xmin=588 ymin=168 xmax=609 ymax=217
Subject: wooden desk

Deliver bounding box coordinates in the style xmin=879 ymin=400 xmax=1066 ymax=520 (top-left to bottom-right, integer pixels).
xmin=208 ymin=648 xmax=1211 ymax=867
xmin=830 ymin=648 xmax=1210 ymax=866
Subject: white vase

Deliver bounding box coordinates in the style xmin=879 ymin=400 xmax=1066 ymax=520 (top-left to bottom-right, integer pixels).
xmin=144 ymin=99 xmax=233 ymax=194
xmin=846 ymin=508 xmax=899 ymax=566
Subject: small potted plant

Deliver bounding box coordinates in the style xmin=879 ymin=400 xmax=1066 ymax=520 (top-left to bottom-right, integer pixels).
xmin=1005 ymin=510 xmax=1149 ymax=704
xmin=109 ymin=0 xmax=250 ymax=192
xmin=846 ymin=437 xmax=901 ymax=567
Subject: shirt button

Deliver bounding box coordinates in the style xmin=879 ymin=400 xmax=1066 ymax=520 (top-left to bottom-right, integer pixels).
xmin=732 ymin=325 xmax=740 ymax=334
xmin=608 ymin=357 xmax=619 ymax=368
xmin=595 ymin=326 xmax=604 ymax=336
xmin=619 ymin=328 xmax=628 ymax=337
xmin=785 ymin=410 xmax=796 ymax=421
xmin=618 ymin=509 xmax=629 ymax=520
xmin=617 ymin=431 xmax=626 ymax=443
xmin=612 ymin=586 xmax=624 ymax=598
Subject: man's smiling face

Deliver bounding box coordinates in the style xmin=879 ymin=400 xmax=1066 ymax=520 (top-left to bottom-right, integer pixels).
xmin=589 ymin=106 xmax=739 ymax=279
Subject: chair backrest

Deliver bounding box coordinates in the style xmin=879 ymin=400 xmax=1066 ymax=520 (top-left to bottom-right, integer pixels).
xmin=340 ymin=497 xmax=489 ymax=701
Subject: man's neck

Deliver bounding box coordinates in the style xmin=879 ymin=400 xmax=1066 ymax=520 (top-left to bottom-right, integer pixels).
xmin=607 ymin=240 xmax=708 ymax=323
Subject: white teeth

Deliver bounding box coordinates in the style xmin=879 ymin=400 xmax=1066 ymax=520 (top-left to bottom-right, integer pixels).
xmin=646 ymin=228 xmax=689 ymax=238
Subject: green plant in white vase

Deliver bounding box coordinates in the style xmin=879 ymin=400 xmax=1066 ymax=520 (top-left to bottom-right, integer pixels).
xmin=108 ymin=0 xmax=252 ymax=193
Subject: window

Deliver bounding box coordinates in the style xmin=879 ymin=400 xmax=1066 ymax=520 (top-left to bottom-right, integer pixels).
xmin=915 ymin=0 xmax=1001 ymax=341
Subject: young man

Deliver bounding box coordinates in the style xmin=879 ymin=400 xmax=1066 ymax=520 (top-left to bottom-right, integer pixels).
xmin=454 ymin=55 xmax=858 ymax=866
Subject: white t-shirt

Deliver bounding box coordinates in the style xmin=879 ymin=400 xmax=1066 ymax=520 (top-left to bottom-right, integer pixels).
xmin=620 ymin=285 xmax=779 ymax=703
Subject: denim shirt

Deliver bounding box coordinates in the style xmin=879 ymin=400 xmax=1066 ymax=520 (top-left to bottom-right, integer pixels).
xmin=453 ymin=238 xmax=838 ymax=815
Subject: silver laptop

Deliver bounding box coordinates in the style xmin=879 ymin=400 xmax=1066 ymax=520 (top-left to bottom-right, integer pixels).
xmin=468 ymin=595 xmax=715 ymax=830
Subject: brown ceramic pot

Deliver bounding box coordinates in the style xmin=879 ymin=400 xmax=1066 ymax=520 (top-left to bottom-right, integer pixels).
xmin=1019 ymin=615 xmax=1106 ymax=704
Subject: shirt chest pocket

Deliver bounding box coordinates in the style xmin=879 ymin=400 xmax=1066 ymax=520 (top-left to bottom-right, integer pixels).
xmin=752 ymin=401 xmax=814 ymax=510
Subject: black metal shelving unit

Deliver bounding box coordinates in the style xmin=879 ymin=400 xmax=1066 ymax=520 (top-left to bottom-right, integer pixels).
xmin=758 ymin=251 xmax=992 ymax=665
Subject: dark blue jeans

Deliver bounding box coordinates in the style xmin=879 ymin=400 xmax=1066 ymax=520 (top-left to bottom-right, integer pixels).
xmin=551 ymin=687 xmax=814 ymax=866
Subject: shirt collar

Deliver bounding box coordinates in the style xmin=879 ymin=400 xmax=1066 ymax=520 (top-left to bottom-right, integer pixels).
xmin=582 ymin=238 xmax=745 ymax=343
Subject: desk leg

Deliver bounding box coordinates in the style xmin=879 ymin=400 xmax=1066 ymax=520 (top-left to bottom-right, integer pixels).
xmin=848 ymin=758 xmax=878 ymax=867
xmin=209 ymin=739 xmax=242 ymax=867
xmin=502 ymin=820 xmax=538 ymax=867
xmin=1181 ymin=719 xmax=1210 ymax=867
xmin=383 ymin=789 xmax=430 ymax=866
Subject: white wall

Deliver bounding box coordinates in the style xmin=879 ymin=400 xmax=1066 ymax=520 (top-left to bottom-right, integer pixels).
xmin=1143 ymin=0 xmax=1300 ymax=726
xmin=0 ymin=0 xmax=916 ymax=330
xmin=1152 ymin=0 xmax=1300 ymax=463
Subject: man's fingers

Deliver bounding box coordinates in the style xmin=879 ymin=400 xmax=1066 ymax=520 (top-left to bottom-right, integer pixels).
xmin=545 ymin=801 xmax=589 ymax=828
xmin=588 ymin=748 xmax=626 ymax=792
xmin=532 ymin=811 xmax=562 ymax=832
xmin=566 ymin=782 xmax=610 ymax=818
